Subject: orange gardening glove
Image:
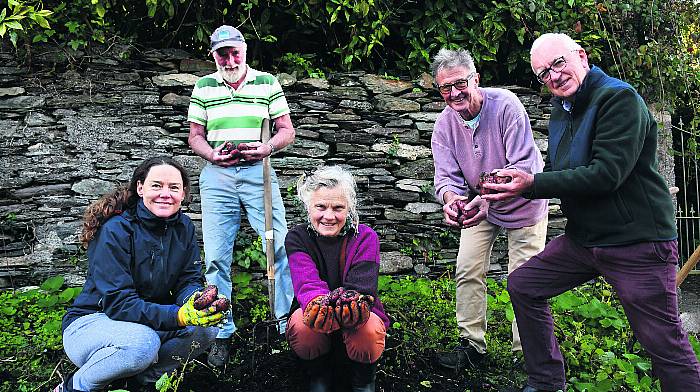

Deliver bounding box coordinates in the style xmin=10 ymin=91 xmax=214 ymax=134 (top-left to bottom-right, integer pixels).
xmin=303 ymin=295 xmax=340 ymax=333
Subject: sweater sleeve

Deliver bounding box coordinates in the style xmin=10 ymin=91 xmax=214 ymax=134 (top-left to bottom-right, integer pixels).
xmin=285 ymin=227 xmax=330 ymax=310
xmin=343 ymin=226 xmax=380 ymax=298
xmin=501 ymin=98 xmax=543 ymax=175
xmin=530 ymin=88 xmax=648 ymax=199
xmin=92 ymin=220 xmax=181 ymax=330
xmin=432 ymin=116 xmax=468 ymax=203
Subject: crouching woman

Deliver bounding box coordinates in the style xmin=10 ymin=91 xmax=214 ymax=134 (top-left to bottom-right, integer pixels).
xmin=285 ymin=166 xmax=390 ymax=392
xmin=55 ymin=157 xmax=223 ymax=392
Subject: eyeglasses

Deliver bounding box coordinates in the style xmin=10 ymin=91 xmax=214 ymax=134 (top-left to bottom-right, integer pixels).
xmin=436 ymin=73 xmax=476 ymax=94
xmin=536 ymin=56 xmax=567 ymax=84
xmin=535 ymin=50 xmax=581 ymax=84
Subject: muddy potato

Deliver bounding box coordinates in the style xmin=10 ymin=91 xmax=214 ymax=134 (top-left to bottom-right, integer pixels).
xmin=193 ymin=285 xmax=218 ymax=310
xmin=477 ymin=172 xmax=512 ymax=195
xmin=454 ymin=199 xmax=479 ymax=226
xmin=211 ymin=297 xmax=231 ymax=312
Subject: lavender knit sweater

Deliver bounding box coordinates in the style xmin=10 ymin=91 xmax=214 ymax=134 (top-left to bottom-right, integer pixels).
xmin=432 ymin=87 xmax=548 ymax=228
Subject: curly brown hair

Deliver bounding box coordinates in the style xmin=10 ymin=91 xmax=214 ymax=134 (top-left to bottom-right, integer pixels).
xmin=79 ymin=156 xmax=191 ymax=248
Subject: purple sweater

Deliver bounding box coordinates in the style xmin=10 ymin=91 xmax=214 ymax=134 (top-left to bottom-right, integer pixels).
xmin=285 ymin=223 xmax=390 ymax=328
xmin=432 ymin=87 xmax=548 ymax=228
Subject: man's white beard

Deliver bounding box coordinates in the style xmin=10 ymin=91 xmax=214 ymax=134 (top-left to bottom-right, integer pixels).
xmin=217 ymin=63 xmax=244 ymax=83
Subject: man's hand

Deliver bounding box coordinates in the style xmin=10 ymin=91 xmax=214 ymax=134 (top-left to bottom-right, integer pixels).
xmin=239 ymin=142 xmax=273 ymax=162
xmin=177 ymin=293 xmax=225 ymax=327
xmin=443 ymin=193 xmax=487 ymax=228
xmin=480 ymin=169 xmax=534 ymax=202
xmin=442 ymin=193 xmax=469 ymax=227
xmin=209 ymin=143 xmax=241 ymax=167
xmin=303 ymin=295 xmax=340 ymax=334
xmin=458 ymin=196 xmax=488 ymax=228
xmin=189 ymin=122 xmax=239 ymax=167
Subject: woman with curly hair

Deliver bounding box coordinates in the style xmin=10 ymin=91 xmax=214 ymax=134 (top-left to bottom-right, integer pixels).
xmin=55 ymin=156 xmax=223 ymax=392
xmin=285 ymin=166 xmax=389 ymax=392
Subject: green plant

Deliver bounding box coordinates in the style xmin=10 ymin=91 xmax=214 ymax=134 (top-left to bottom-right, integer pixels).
xmin=399 ymin=230 xmax=457 ymax=265
xmin=280 ymin=52 xmax=326 ymax=79
xmin=2 ymin=0 xmax=110 ymax=51
xmin=386 ymin=134 xmax=400 ymax=157
xmin=0 ymin=276 xmax=81 ymax=390
xmin=380 ymin=272 xmax=699 ymax=391
xmin=154 ymin=341 xmax=202 ymax=392
xmin=379 ymin=273 xmax=458 ymax=354
xmin=233 ymin=234 xmax=266 ymax=270
xmin=229 ymin=233 xmax=271 ymax=328
xmin=0 ymin=0 xmax=53 ymax=47
xmin=550 ymin=278 xmax=661 ymax=391
xmin=284 ymin=178 xmax=306 ymax=217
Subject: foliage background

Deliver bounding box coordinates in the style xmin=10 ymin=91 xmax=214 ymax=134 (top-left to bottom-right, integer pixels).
xmin=3 ymin=0 xmax=699 ymax=165
xmin=2 ymin=0 xmax=698 ymax=105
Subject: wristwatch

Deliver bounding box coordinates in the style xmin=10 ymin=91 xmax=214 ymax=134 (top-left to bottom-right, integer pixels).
xmin=266 ymin=142 xmax=276 ymax=155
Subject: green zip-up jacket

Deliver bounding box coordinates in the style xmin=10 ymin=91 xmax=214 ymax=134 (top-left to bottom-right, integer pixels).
xmin=527 ymin=66 xmax=676 ymax=246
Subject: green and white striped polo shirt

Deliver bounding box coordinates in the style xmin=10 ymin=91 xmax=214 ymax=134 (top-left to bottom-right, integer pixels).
xmin=187 ymin=67 xmax=290 ymax=148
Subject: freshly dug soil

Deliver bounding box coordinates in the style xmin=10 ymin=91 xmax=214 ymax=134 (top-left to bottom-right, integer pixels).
xmin=144 ymin=324 xmax=526 ymax=392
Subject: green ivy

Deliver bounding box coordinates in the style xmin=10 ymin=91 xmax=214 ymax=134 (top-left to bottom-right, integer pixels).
xmin=0 ymin=276 xmax=81 ymax=391
xmin=379 ymin=274 xmax=700 ymax=391
xmin=230 ymin=232 xmax=273 ymax=328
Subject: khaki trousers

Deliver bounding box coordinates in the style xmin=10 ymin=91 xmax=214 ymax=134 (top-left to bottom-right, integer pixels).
xmin=455 ymin=217 xmax=547 ymax=353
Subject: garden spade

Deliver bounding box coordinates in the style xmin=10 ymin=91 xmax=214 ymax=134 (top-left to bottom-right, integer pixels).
xmin=677 ymin=244 xmax=700 ymax=288
xmin=248 ymin=118 xmax=285 ymax=374
xmin=261 ymin=117 xmax=276 ymax=319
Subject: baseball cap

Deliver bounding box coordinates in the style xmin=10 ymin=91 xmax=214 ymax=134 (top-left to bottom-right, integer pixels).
xmin=210 ymin=25 xmax=246 ymax=51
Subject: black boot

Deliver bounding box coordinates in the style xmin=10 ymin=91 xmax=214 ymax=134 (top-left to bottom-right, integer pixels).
xmin=300 ymin=354 xmax=333 ymax=392
xmin=349 ymin=360 xmax=377 ymax=392
xmin=434 ymin=338 xmax=484 ymax=370
xmin=53 ymin=373 xmax=81 ymax=392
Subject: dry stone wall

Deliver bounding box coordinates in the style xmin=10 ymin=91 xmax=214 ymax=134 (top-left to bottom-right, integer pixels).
xmin=0 ymin=44 xmax=671 ymax=288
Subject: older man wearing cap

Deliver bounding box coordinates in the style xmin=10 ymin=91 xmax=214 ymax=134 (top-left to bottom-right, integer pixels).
xmin=187 ymin=25 xmax=295 ymax=367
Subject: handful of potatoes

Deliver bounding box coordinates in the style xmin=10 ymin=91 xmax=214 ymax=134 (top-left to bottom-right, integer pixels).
xmin=452 ymin=199 xmax=479 ymax=227
xmin=193 ymin=285 xmax=230 ymax=312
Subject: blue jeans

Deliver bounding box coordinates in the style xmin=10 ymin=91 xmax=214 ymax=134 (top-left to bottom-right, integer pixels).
xmin=508 ymin=236 xmax=700 ymax=391
xmin=62 ymin=312 xmax=218 ymax=391
xmin=200 ymin=161 xmax=293 ymax=338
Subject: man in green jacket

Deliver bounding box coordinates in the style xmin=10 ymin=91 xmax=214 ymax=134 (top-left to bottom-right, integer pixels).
xmin=482 ymin=33 xmax=700 ymax=392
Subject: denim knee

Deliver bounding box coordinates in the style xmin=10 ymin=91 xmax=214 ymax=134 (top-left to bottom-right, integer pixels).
xmin=121 ymin=329 xmax=160 ymax=374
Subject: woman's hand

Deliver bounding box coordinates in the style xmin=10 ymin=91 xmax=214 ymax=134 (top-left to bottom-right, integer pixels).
xmin=303 ymin=295 xmax=340 ymax=333
xmin=334 ymin=292 xmax=374 ymax=329
xmin=177 ymin=292 xmax=225 ymax=327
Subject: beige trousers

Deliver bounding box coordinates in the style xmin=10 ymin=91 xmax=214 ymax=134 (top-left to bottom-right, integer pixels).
xmin=455 ymin=217 xmax=548 ymax=353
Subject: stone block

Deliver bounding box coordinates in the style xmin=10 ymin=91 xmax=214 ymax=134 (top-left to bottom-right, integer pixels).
xmin=380 ymin=251 xmax=414 ymax=274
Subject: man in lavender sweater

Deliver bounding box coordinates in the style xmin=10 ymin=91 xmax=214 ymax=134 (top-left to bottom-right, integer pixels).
xmin=430 ymin=47 xmax=549 ymax=369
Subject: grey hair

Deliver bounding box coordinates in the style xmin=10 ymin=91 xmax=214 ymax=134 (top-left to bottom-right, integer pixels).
xmin=530 ymin=33 xmax=582 ymax=57
xmin=430 ymin=48 xmax=476 ymax=79
xmin=297 ymin=165 xmax=359 ymax=228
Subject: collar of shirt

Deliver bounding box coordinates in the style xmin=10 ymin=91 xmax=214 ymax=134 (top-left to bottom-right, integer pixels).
xmin=462 ymin=111 xmax=481 ymax=130
xmin=562 ymin=100 xmax=573 ymax=112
